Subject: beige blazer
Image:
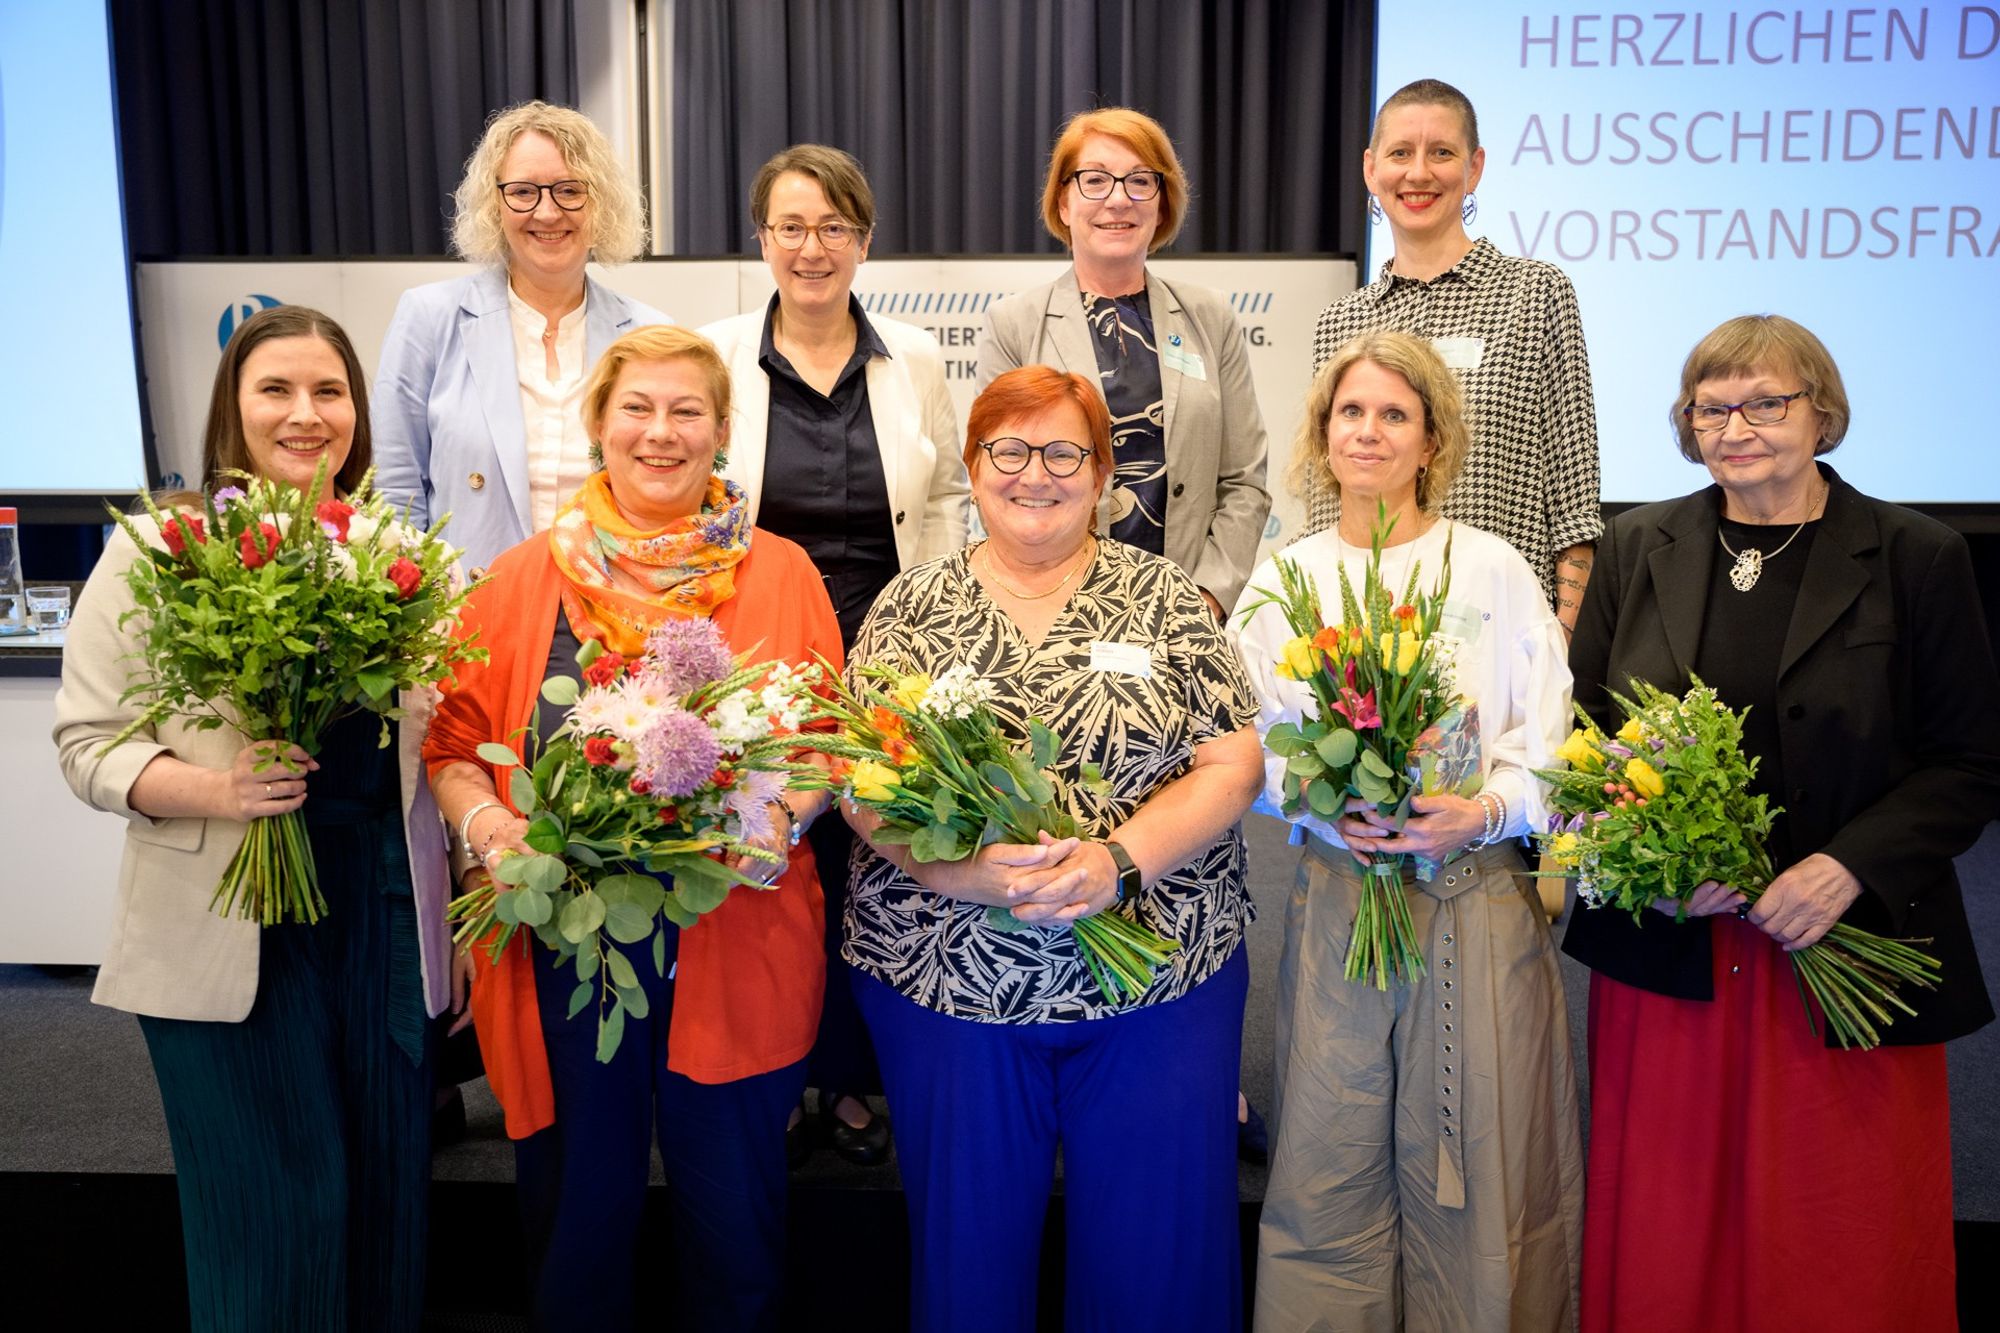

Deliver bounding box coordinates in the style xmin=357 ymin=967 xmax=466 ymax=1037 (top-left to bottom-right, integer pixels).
xmin=52 ymin=523 xmax=454 ymax=1023
xmin=700 ymin=309 xmax=971 ymax=570
xmin=975 ymin=268 xmax=1271 ymax=610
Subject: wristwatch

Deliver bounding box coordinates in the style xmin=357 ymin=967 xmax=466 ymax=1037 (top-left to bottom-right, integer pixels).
xmin=1104 ymin=840 xmax=1143 ymax=902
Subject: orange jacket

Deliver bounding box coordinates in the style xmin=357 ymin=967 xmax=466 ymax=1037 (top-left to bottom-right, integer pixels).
xmin=426 ymin=529 xmax=841 ymax=1138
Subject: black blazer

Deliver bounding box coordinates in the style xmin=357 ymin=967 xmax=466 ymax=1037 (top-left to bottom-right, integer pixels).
xmin=1563 ymin=465 xmax=1998 ymax=1045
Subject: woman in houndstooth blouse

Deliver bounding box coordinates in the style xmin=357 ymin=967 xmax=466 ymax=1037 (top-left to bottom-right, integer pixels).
xmin=1307 ymin=79 xmax=1604 ymax=633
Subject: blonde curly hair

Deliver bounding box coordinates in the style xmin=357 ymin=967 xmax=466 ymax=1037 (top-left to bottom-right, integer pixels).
xmin=1286 ymin=331 xmax=1470 ymax=513
xmin=450 ymin=101 xmax=647 ymax=267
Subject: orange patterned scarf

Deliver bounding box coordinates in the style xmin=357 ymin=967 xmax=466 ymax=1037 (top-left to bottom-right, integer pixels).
xmin=548 ymin=472 xmax=752 ymax=654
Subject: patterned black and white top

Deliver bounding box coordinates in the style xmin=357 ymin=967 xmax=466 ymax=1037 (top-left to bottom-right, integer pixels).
xmin=1079 ymin=290 xmax=1169 ymax=556
xmin=1306 ymin=238 xmax=1603 ymax=605
xmin=842 ymin=540 xmax=1258 ymax=1024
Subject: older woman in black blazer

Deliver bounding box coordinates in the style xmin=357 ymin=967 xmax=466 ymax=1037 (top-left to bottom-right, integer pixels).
xmin=1564 ymin=314 xmax=1999 ymax=1333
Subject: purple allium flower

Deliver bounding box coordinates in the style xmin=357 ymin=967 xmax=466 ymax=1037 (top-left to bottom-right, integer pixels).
xmin=633 ymin=707 xmax=723 ymax=798
xmin=639 ymin=619 xmax=735 ymax=696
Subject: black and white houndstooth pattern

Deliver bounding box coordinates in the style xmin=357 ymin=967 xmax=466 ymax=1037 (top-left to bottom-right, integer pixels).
xmin=1304 ymin=239 xmax=1604 ymax=605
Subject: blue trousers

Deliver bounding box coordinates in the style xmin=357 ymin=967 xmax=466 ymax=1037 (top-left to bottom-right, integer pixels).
xmin=854 ymin=946 xmax=1249 ymax=1333
xmin=515 ymin=931 xmax=806 ymax=1333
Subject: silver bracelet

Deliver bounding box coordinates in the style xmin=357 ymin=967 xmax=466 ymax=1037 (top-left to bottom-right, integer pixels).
xmin=1471 ymin=791 xmax=1505 ymax=848
xmin=457 ymin=800 xmax=506 ymax=853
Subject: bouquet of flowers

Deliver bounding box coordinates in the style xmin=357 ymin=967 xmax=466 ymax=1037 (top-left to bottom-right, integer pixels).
xmin=1237 ymin=506 xmax=1473 ymax=988
xmin=101 ymin=464 xmax=482 ymax=925
xmin=804 ymin=661 xmax=1180 ymax=1004
xmin=447 ymin=618 xmax=826 ymax=1061
xmin=1535 ymin=677 xmax=1940 ymax=1049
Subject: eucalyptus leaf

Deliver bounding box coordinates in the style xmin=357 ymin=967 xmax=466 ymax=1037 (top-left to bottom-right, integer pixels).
xmin=575 ymin=637 xmax=604 ymax=668
xmin=509 ymin=768 xmax=536 ymax=816
xmin=522 ymin=855 xmax=566 ymax=894
xmin=492 ymin=854 xmax=531 ymax=886
xmin=1315 ymin=728 xmax=1358 ymax=768
xmin=577 ymin=946 xmax=600 ymax=981
xmin=675 ymin=873 xmax=729 ymax=915
xmin=660 ymin=895 xmax=698 ymax=929
xmin=515 ymin=888 xmax=553 ymax=927
xmin=559 ymin=891 xmax=607 ymax=944
xmin=540 ymin=675 xmax=580 ymax=707
xmin=566 ymin=980 xmax=594 ymax=1020
xmin=595 ymin=1003 xmax=626 ymax=1063
xmin=980 ymin=761 xmax=1019 ymax=797
xmin=566 ymin=842 xmax=604 ymax=868
xmin=605 ymin=948 xmax=639 ymax=991
xmin=493 ymin=888 xmax=522 ymax=925
xmin=652 ymin=927 xmax=668 ymax=976
xmin=1286 ymin=752 xmax=1327 ymax=778
xmin=1267 ymin=721 xmax=1307 ymax=756
xmin=476 ymin=742 xmax=518 ymax=767
xmin=1359 ymin=748 xmax=1395 ymax=779
xmin=1306 ymin=779 xmax=1345 ymax=817
xmin=605 ymin=901 xmax=653 ymax=944
xmin=616 ymin=984 xmax=650 ymax=1020
xmin=1029 ymin=719 xmax=1058 ymax=770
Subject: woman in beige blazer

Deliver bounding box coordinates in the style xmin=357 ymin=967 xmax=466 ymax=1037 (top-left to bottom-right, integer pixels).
xmin=699 ymin=144 xmax=970 ymax=1166
xmin=975 ymin=107 xmax=1271 ymax=618
xmin=53 ymin=306 xmax=453 ymax=1333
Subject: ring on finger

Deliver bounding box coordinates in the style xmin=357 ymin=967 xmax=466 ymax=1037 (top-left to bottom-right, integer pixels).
xmin=264 ymin=782 xmax=273 ymax=798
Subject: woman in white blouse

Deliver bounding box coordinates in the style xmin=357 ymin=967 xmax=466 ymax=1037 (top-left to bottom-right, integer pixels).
xmin=1233 ymin=331 xmax=1583 ymax=1332
xmin=372 ymin=101 xmax=667 ymax=571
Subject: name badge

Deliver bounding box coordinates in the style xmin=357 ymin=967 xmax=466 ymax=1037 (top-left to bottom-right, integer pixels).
xmin=1431 ymin=336 xmax=1484 ymax=370
xmin=1161 ymin=342 xmax=1207 ymax=381
xmin=1089 ymin=641 xmax=1153 ymax=678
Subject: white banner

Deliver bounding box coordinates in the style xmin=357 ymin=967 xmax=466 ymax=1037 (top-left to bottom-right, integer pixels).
xmin=137 ymin=255 xmax=1353 ymax=551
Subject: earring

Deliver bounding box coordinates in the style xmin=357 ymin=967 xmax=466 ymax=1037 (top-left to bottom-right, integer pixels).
xmin=1368 ymin=195 xmax=1384 ymax=225
xmin=1461 ymin=192 xmax=1478 ymax=225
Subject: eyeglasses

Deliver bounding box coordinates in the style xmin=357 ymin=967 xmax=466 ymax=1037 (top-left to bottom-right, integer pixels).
xmin=1683 ymin=390 xmax=1809 ymax=433
xmin=498 ymin=180 xmax=589 ymax=212
xmin=1066 ymin=169 xmax=1164 ymax=202
xmin=763 ymin=220 xmax=861 ymax=251
xmin=978 ymin=438 xmax=1092 ymax=477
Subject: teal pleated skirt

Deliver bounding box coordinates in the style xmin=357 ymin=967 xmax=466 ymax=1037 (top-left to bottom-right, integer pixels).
xmin=138 ymin=718 xmax=431 ymax=1332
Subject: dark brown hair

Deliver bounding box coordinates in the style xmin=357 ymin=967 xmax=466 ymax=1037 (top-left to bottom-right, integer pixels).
xmin=201 ymin=305 xmax=370 ymax=494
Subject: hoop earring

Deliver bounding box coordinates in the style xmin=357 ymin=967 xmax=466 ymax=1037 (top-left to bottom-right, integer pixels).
xmin=1368 ymin=195 xmax=1385 ymax=225
xmin=1461 ymin=192 xmax=1478 ymax=225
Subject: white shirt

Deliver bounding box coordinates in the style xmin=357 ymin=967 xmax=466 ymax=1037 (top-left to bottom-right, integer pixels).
xmin=506 ymin=284 xmax=591 ymax=534
xmin=1230 ymin=520 xmax=1573 ymax=848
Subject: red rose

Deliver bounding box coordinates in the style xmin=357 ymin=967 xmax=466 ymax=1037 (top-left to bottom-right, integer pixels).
xmin=385 ymin=557 xmax=422 ymax=599
xmin=582 ymin=652 xmax=626 ymax=688
xmin=657 ymin=804 xmax=680 ymax=825
xmin=162 ymin=514 xmax=205 ymax=558
xmin=314 ymin=499 xmax=355 ymax=541
xmin=582 ymin=736 xmax=618 ymax=767
xmin=628 ymin=776 xmax=653 ymax=796
xmin=239 ymin=521 xmax=281 ymax=568
xmin=710 ymin=767 xmax=736 ymax=790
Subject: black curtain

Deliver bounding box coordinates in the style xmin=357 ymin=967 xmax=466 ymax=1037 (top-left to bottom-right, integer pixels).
xmin=111 ymin=0 xmax=577 ymax=257
xmin=672 ymin=0 xmax=1374 ymax=257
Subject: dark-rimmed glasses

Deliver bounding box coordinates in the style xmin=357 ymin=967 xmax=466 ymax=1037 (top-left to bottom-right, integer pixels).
xmin=1066 ymin=169 xmax=1164 ymax=202
xmin=979 ymin=438 xmax=1091 ymax=477
xmin=1683 ymin=390 xmax=1808 ymax=433
xmin=762 ymin=220 xmax=861 ymax=251
xmin=498 ymin=180 xmax=589 ymax=212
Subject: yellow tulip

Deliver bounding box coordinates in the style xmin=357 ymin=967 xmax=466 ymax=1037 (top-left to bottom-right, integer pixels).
xmin=1624 ymin=757 xmax=1666 ymax=799
xmin=1378 ymin=631 xmax=1421 ymax=675
xmin=1555 ymin=729 xmax=1602 ymax=770
xmin=1275 ymin=636 xmax=1321 ymax=681
xmin=850 ymin=760 xmax=902 ymax=803
xmin=1617 ymin=718 xmax=1646 ymax=745
xmin=891 ymin=673 xmax=933 ymax=711
xmin=1548 ymin=832 xmax=1581 ymax=866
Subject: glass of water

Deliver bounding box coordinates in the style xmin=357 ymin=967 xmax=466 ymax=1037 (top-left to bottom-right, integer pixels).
xmin=25 ymin=585 xmax=70 ymax=631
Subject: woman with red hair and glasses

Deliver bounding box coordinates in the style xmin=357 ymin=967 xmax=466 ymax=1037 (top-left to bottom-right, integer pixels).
xmin=841 ymin=366 xmax=1266 ymax=1332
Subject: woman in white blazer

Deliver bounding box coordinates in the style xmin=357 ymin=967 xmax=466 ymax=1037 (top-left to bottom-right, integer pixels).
xmin=699 ymin=144 xmax=970 ymax=1165
xmin=373 ymin=101 xmax=667 ymax=572
xmin=54 ymin=307 xmax=453 ymax=1333
xmin=975 ymin=107 xmax=1271 ymax=619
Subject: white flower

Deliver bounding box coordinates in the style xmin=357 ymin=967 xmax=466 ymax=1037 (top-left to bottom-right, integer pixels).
xmin=710 ymin=690 xmax=771 ymax=750
xmin=324 ymin=545 xmax=360 ymax=581
xmin=1425 ymin=632 xmax=1465 ymax=698
xmin=570 ymin=689 xmax=626 ymax=738
xmin=919 ymin=664 xmax=998 ymax=720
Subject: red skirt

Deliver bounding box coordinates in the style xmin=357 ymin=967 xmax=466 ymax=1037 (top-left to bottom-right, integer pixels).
xmin=1580 ymin=915 xmax=1956 ymax=1333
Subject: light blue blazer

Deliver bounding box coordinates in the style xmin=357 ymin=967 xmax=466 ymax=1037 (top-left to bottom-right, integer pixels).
xmin=371 ymin=266 xmax=669 ymax=569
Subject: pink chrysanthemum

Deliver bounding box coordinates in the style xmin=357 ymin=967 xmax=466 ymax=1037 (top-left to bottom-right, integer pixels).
xmin=723 ymin=768 xmax=787 ymax=844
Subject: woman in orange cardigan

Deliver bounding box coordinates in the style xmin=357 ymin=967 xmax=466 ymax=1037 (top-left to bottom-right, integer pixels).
xmin=425 ymin=325 xmax=841 ymax=1332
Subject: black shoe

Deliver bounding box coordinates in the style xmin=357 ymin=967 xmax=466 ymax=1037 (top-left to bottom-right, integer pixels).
xmin=786 ymin=1102 xmax=814 ymax=1171
xmin=431 ymin=1087 xmax=467 ymax=1148
xmin=1237 ymin=1101 xmax=1269 ymax=1166
xmin=822 ymin=1091 xmax=891 ymax=1167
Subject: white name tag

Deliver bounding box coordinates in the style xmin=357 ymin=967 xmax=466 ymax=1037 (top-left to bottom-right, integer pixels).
xmin=1431 ymin=336 xmax=1485 ymax=370
xmin=1089 ymin=641 xmax=1153 ymax=678
xmin=1161 ymin=341 xmax=1207 ymax=381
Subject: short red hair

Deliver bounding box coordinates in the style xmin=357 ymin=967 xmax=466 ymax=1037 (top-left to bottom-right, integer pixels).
xmin=964 ymin=367 xmax=1114 ymax=480
xmin=1040 ymin=107 xmax=1189 ymax=251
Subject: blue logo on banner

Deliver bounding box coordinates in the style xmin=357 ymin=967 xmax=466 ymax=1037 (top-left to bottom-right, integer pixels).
xmin=218 ymin=294 xmax=282 ymax=348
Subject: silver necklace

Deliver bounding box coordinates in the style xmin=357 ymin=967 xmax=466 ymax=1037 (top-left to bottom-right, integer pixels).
xmin=1716 ymin=484 xmax=1826 ymax=592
